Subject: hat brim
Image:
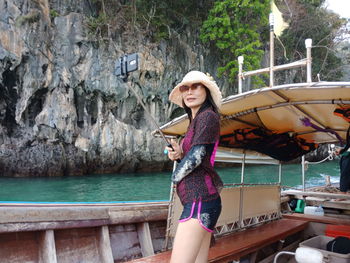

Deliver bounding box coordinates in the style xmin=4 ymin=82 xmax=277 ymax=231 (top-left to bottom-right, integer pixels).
xmin=169 ymin=78 xmax=222 ymax=109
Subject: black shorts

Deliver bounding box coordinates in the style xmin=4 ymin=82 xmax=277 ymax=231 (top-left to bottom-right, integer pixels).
xmin=179 ymin=196 xmax=222 ymax=232
xmin=340 ymin=154 xmax=350 ymax=192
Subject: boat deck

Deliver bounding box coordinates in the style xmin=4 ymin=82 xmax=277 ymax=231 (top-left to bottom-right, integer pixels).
xmin=127 ymin=218 xmax=308 ymax=263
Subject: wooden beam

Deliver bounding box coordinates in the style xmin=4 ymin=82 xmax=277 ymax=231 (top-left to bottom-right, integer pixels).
xmin=109 ymin=207 xmax=168 ymax=225
xmin=0 ymin=219 xmax=109 ymax=233
xmin=283 ymin=213 xmax=350 ymax=225
xmin=39 ymin=230 xmax=57 ymax=263
xmin=0 ymin=207 xmax=109 ymax=224
xmin=282 ymin=190 xmax=350 ymax=200
xmin=137 ymin=222 xmax=155 ymax=257
xmin=306 ymin=198 xmax=350 ymax=211
xmin=98 ymin=226 xmax=114 ymax=263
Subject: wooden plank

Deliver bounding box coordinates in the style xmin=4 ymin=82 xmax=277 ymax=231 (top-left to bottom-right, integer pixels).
xmin=306 ymin=198 xmax=350 ymax=210
xmin=0 ymin=231 xmax=40 ymax=262
xmin=137 ymin=222 xmax=155 ymax=257
xmin=126 ymin=218 xmax=308 ymax=263
xmin=55 ymin=227 xmax=101 ymax=263
xmin=97 ymin=226 xmax=114 ymax=263
xmin=283 ymin=213 xmax=350 ymax=225
xmin=39 ymin=230 xmax=57 ymax=263
xmin=0 ymin=219 xmax=109 ymax=233
xmin=0 ymin=207 xmax=109 ymax=224
xmin=282 ymin=190 xmax=350 ymax=200
xmin=109 ymin=207 xmax=168 ymax=225
xmin=0 ymin=201 xmax=169 ymax=208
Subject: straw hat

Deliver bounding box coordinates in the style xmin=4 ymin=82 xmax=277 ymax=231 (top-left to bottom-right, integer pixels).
xmin=169 ymin=71 xmax=222 ymax=109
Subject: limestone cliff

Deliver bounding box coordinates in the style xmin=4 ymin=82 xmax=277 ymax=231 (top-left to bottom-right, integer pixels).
xmin=0 ymin=0 xmax=228 ymax=176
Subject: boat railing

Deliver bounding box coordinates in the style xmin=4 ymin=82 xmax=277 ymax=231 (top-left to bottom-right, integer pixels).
xmin=237 ymin=14 xmax=312 ymax=93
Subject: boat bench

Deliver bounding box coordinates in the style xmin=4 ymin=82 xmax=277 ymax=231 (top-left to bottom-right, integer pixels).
xmin=126 ymin=218 xmax=308 ymax=263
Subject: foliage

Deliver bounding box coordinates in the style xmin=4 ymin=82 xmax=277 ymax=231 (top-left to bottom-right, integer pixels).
xmin=200 ymin=0 xmax=271 ymax=84
xmin=132 ymin=0 xmax=216 ymax=41
xmin=86 ymin=12 xmax=109 ymax=39
xmin=85 ymin=0 xmax=216 ymax=42
xmin=49 ymin=9 xmax=59 ymax=21
xmin=275 ymin=0 xmax=346 ymax=81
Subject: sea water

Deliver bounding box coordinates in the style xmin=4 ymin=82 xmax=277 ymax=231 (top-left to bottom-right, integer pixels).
xmin=0 ymin=161 xmax=340 ymax=203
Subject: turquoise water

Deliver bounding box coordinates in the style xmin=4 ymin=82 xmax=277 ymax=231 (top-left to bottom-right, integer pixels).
xmin=0 ymin=161 xmax=340 ymax=203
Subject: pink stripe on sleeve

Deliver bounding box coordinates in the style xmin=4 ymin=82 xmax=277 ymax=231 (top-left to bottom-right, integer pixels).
xmin=210 ymin=140 xmax=219 ymax=167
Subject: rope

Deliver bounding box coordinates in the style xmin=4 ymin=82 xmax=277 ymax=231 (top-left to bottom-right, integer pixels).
xmin=304 ymin=144 xmax=336 ymax=170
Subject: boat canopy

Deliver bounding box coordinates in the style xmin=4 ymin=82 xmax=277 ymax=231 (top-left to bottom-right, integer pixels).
xmin=154 ymin=82 xmax=350 ymax=161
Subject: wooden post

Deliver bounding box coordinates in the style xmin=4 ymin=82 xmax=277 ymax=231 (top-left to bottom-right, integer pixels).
xmin=137 ymin=222 xmax=154 ymax=257
xmin=39 ymin=230 xmax=57 ymax=263
xmin=98 ymin=226 xmax=114 ymax=263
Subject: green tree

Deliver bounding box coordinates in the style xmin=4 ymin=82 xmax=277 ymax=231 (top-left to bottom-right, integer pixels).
xmin=275 ymin=0 xmax=346 ymax=82
xmin=200 ymin=0 xmax=271 ymax=83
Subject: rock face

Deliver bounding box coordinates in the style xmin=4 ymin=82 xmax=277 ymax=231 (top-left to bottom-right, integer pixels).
xmin=0 ymin=0 xmax=226 ymax=176
xmin=0 ymin=1 xmax=332 ymax=177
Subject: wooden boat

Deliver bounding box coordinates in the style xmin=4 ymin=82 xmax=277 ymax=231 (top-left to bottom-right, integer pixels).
xmin=144 ymin=36 xmax=350 ymax=262
xmin=0 ymin=201 xmax=169 ymax=262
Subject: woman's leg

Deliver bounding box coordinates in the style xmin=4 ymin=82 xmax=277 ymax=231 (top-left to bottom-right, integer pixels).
xmin=194 ymin=231 xmax=212 ymax=263
xmin=170 ymin=218 xmax=209 ymax=263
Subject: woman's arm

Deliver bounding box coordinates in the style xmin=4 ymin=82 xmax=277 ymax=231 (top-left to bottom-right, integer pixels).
xmin=172 ymin=144 xmax=214 ymax=183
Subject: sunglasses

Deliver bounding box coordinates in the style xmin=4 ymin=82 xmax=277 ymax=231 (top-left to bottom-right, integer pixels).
xmin=179 ymin=83 xmax=203 ymax=93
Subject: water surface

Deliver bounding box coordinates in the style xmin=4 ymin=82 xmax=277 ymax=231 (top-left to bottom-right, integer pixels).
xmin=0 ymin=161 xmax=340 ymax=202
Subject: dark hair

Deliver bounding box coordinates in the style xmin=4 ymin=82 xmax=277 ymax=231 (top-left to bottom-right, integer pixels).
xmin=182 ymin=86 xmax=219 ymax=122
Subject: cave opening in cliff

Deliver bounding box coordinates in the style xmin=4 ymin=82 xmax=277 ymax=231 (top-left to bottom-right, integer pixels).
xmin=26 ymin=88 xmax=47 ymax=127
xmin=0 ymin=67 xmax=19 ymax=135
xmin=74 ymin=88 xmax=98 ymax=128
xmin=86 ymin=92 xmax=98 ymax=126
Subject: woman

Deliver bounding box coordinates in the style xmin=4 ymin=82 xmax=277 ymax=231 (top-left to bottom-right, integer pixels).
xmin=335 ymin=126 xmax=350 ymax=200
xmin=165 ymin=71 xmax=223 ymax=263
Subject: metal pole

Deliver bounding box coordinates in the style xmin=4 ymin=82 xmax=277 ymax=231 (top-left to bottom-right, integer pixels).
xmin=125 ymin=80 xmax=169 ymax=145
xmin=238 ymin=56 xmax=244 ymax=94
xmin=301 ymin=155 xmax=305 ymax=191
xmin=269 ymin=13 xmax=275 ymax=88
xmin=278 ymin=162 xmax=282 ymax=184
xmin=163 ymin=161 xmax=177 ymax=251
xmin=239 ymin=152 xmax=246 ymax=227
xmin=241 ymin=153 xmax=246 ymax=184
xmin=278 ymin=161 xmax=282 ymax=218
xmin=305 ymin=38 xmax=312 ymax=83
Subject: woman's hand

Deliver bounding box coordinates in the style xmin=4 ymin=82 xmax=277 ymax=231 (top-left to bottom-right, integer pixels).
xmin=165 ymin=139 xmax=183 ymax=161
xmin=335 ymin=147 xmax=342 ymax=156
